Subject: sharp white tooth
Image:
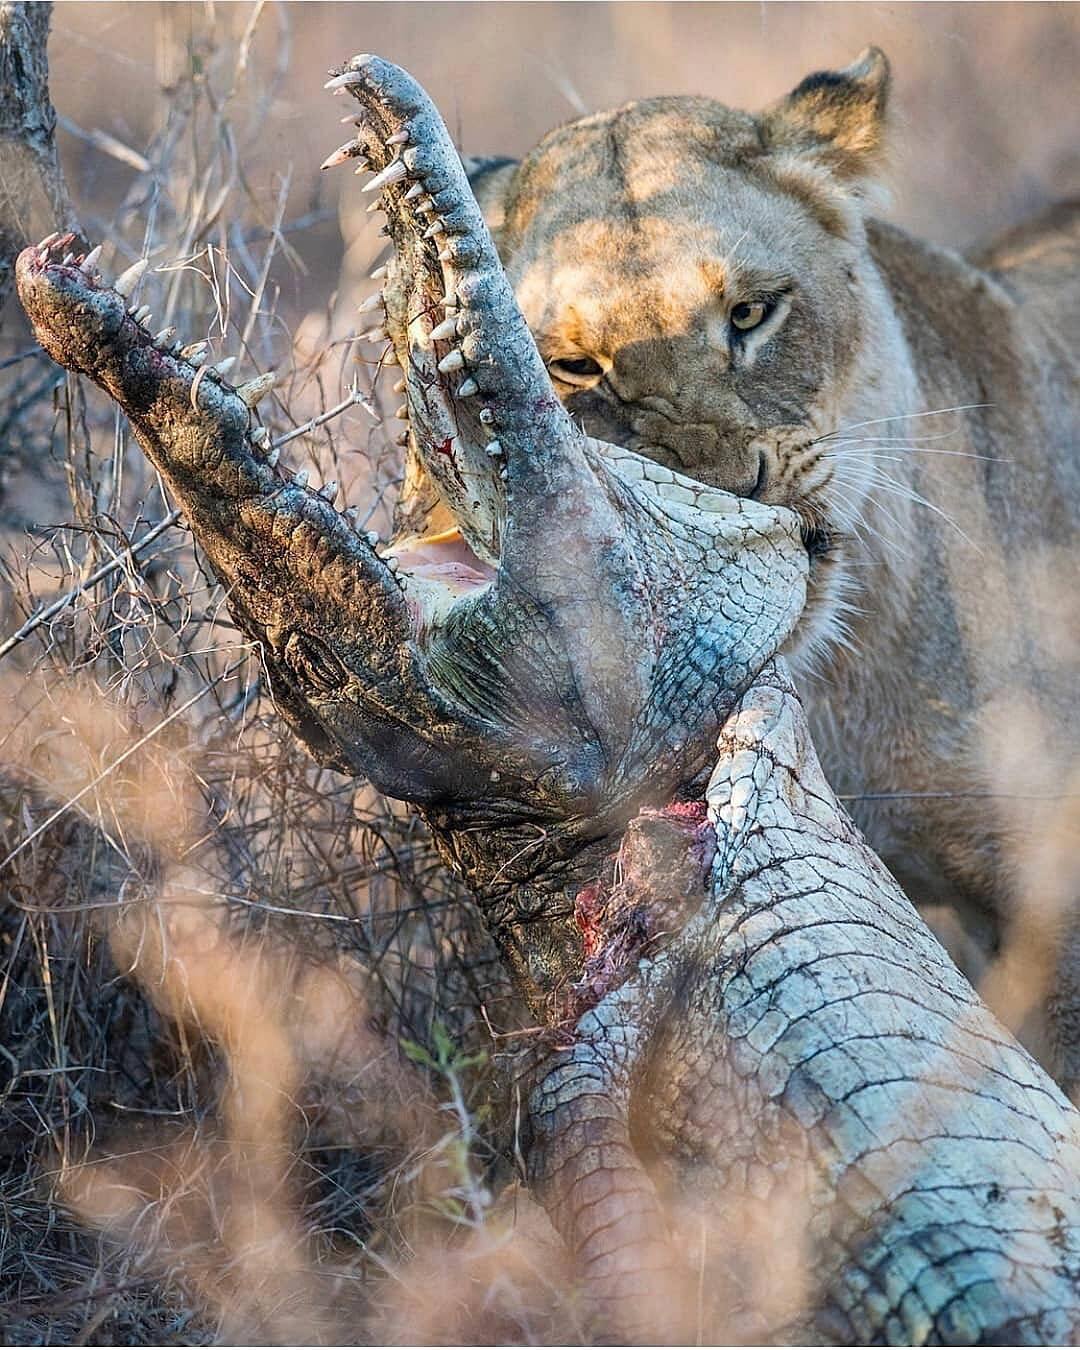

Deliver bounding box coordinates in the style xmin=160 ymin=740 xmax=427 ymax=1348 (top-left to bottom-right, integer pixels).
xmin=393 ymin=379 xmax=406 ymax=395
xmin=181 ymin=340 xmax=209 ymax=361
xmin=417 ymin=197 xmax=436 ymax=215
xmin=292 ymin=468 xmax=309 ymax=488
xmin=395 ymin=429 xmax=409 ymax=445
xmin=457 ymin=378 xmax=479 ymax=397
xmin=370 ymin=264 xmax=388 ymax=281
xmin=499 ymin=467 xmax=508 ymax=481
xmin=361 ymin=327 xmax=388 ymax=342
xmin=429 ymin=316 xmax=458 ymax=342
xmin=153 ymin=326 xmax=177 ymax=345
xmin=386 ymin=130 xmax=409 ymax=146
xmin=321 ymin=140 xmax=365 ymax=170
xmin=252 ymin=426 xmax=271 ymax=449
xmin=266 ymin=447 xmax=280 ymax=467
xmin=363 ymin=159 xmax=408 ymax=193
xmin=386 ymin=556 xmax=399 ymax=573
xmin=365 ymin=530 xmax=380 ymax=546
xmin=131 ymin=304 xmax=152 ymax=324
xmin=324 ymin=70 xmax=365 ymax=90
xmin=340 ymin=113 xmax=359 ymax=125
xmin=394 ymin=404 xmax=408 ymax=420
xmin=479 ymin=407 xmax=495 ymax=425
xmin=422 ymin=220 xmax=445 ymax=240
xmin=403 ymin=182 xmax=425 ymax=203
xmin=114 ymin=258 xmax=149 ymax=299
xmin=81 ymin=244 xmax=103 ymax=273
xmin=437 ymin=350 xmax=465 ymax=374
xmin=438 ymin=247 xmax=454 ymax=262
xmin=39 ymin=231 xmax=61 ymax=248
xmin=383 ymin=348 xmax=399 ymax=367
xmin=237 ymin=372 xmax=275 ymax=407
xmin=365 ymin=197 xmax=383 ymax=212
xmin=357 ymin=293 xmax=384 ymax=314
xmin=212 ymin=356 xmax=237 ymax=376
xmin=319 ymin=480 xmax=338 ymax=501
xmin=61 ymin=252 xmax=75 ymax=266
xmin=486 ymin=441 xmax=503 ymax=457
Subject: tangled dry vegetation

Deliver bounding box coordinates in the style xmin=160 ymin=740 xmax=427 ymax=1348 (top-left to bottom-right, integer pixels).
xmin=0 ymin=12 xmax=577 ymax=1345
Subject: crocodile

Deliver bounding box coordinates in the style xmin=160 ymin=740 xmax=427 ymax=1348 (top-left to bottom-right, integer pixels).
xmin=16 ymin=56 xmax=1080 ymax=1345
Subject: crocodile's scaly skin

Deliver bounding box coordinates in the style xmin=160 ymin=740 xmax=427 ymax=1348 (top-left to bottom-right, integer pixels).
xmin=527 ymin=661 xmax=1080 ymax=1341
xmin=15 ymin=55 xmax=1080 ymax=1345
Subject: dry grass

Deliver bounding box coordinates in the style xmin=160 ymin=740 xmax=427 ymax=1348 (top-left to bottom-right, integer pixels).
xmin=1 ymin=3 xmax=1078 ymax=1344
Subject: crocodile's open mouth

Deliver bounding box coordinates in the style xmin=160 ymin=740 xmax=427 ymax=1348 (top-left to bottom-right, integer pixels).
xmin=17 ymin=56 xmax=808 ymax=814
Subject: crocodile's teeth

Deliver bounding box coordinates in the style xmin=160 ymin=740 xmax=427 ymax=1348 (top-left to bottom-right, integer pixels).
xmin=252 ymin=426 xmax=271 ymax=450
xmin=486 ymin=441 xmax=503 ymax=458
xmin=416 ymin=197 xmax=436 ymax=215
xmin=393 ymin=379 xmax=406 ymax=395
xmin=344 ymin=506 xmax=360 ymax=523
xmin=429 ymin=316 xmax=458 ymax=343
xmin=153 ymin=326 xmax=177 ymax=346
xmin=131 ymin=304 xmax=152 ymax=325
xmin=39 ymin=231 xmax=62 ymax=248
xmin=385 ymin=129 xmax=409 ymax=146
xmin=114 ymin=258 xmax=149 ymax=299
xmin=363 ymin=159 xmax=408 ymax=193
xmin=370 ymin=264 xmax=388 ymax=281
xmin=181 ymin=340 xmax=209 ymax=361
xmin=366 ymin=197 xmax=384 ymax=213
xmin=321 ymin=140 xmax=365 ymax=170
xmin=81 ymin=244 xmax=103 ymax=273
xmin=385 ymin=555 xmax=399 ymax=573
xmin=357 ymin=293 xmax=384 ymax=315
xmin=457 ymin=378 xmax=479 ymax=397
xmin=438 ymin=247 xmax=454 ymax=263
xmin=61 ymin=252 xmax=75 ymax=266
xmin=422 ymin=220 xmax=445 ymax=240
xmin=382 ymin=348 xmax=399 ymax=367
xmin=437 ymin=350 xmax=465 ymax=374
xmin=319 ymin=480 xmax=338 ymax=501
xmin=212 ymin=356 xmax=237 ymax=376
xmin=394 ymin=429 xmax=409 ymax=446
xmin=479 ymin=407 xmax=495 ymax=425
xmin=292 ymin=468 xmax=310 ymax=489
xmin=265 ymin=446 xmax=280 ymax=468
xmin=402 ymin=182 xmax=425 ymax=203
xmin=365 ymin=529 xmax=380 ymax=546
xmin=237 ymin=372 xmax=275 ymax=408
xmin=324 ymin=70 xmax=365 ymax=91
xmin=361 ymin=327 xmax=388 ymax=343
xmin=394 ymin=404 xmax=409 ymax=420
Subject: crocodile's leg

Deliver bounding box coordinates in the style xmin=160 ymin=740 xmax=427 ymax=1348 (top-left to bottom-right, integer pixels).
xmin=525 ymin=1026 xmax=685 ymax=1344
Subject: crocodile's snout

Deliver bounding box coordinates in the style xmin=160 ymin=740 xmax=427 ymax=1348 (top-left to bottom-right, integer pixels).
xmin=17 ymin=234 xmax=129 ymax=371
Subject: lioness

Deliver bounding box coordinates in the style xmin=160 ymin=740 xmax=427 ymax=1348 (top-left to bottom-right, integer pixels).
xmin=454 ymin=50 xmax=1080 ymax=1090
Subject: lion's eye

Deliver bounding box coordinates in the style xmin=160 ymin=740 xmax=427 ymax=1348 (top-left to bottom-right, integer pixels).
xmin=548 ymin=355 xmax=604 ymax=386
xmin=730 ymin=300 xmax=771 ymax=332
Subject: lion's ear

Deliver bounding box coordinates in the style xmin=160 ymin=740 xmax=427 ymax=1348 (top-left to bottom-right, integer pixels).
xmin=761 ymin=47 xmax=890 ymax=180
xmin=462 ymin=156 xmax=519 ymax=238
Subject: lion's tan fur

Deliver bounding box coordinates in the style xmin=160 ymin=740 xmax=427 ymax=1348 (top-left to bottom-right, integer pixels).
xmin=468 ymin=51 xmax=1080 ymax=1089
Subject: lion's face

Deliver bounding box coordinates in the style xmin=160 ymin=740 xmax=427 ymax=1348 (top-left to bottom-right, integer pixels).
xmin=471 ymin=52 xmax=894 ymax=656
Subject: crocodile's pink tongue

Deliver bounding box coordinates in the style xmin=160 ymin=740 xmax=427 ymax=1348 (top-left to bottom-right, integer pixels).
xmin=388 ymin=527 xmax=494 ymax=592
